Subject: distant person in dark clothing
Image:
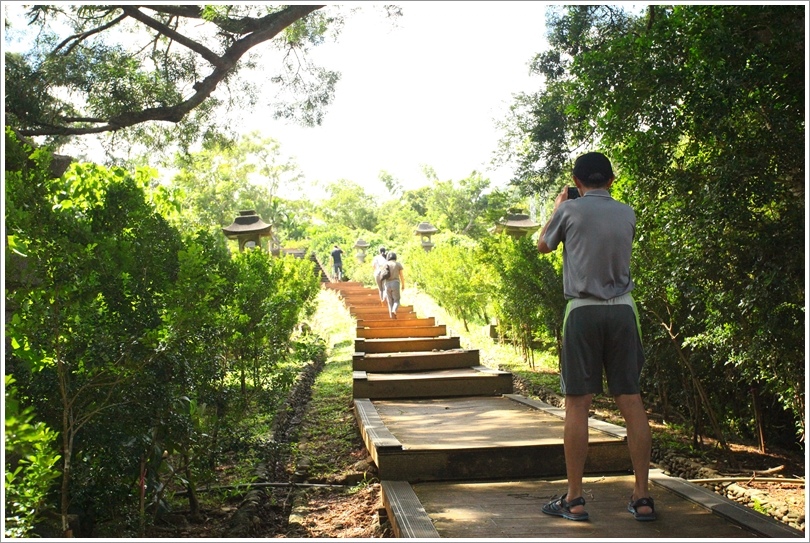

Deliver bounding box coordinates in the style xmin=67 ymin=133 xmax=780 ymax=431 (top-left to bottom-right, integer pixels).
xmin=330 ymin=245 xmax=344 ymax=282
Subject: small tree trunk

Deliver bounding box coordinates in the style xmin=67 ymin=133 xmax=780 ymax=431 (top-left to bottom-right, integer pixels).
xmin=58 ymin=351 xmax=74 ymax=538
xmin=240 ymin=363 xmax=246 ymax=396
xmin=751 ymin=386 xmax=767 ymax=453
xmin=184 ymin=457 xmax=202 ymax=522
xmin=139 ymin=456 xmax=146 ymax=537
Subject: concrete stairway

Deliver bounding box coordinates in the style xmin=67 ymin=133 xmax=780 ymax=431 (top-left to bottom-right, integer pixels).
xmin=320 ymin=282 xmax=803 ymax=540
xmin=323 ymin=282 xmax=630 ymax=485
xmin=323 ymin=282 xmax=513 ymax=401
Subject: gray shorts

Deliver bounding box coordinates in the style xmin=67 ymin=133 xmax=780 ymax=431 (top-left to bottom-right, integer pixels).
xmin=559 ymin=294 xmax=645 ymax=396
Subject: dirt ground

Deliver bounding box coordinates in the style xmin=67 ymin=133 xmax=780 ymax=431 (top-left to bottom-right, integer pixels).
xmin=688 ymin=440 xmax=805 ymax=523
xmin=283 ymin=481 xmax=391 ymax=538
xmin=144 ymin=446 xmax=392 ymax=539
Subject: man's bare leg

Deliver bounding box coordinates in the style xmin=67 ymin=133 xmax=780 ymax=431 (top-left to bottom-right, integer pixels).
xmin=615 ymin=393 xmax=653 ymax=516
xmin=563 ymin=394 xmax=593 ymax=514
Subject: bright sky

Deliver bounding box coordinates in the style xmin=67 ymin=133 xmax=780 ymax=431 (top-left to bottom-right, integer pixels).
xmin=242 ymin=1 xmax=552 ymax=199
xmin=2 ymin=2 xmax=555 ymax=200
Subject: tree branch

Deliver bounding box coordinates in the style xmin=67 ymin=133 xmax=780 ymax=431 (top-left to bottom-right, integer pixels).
xmin=120 ymin=5 xmax=226 ymax=69
xmin=54 ymin=12 xmax=127 ymax=55
xmin=144 ymin=5 xmax=302 ymax=35
xmin=138 ymin=5 xmax=204 ymax=19
xmin=18 ymin=4 xmax=326 ymax=137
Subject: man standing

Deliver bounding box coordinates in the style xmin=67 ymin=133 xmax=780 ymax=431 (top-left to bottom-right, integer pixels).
xmin=330 ymin=244 xmax=344 ymax=282
xmin=537 ymin=152 xmax=655 ymax=522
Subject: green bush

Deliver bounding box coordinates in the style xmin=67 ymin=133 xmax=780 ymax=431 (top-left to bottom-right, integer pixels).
xmin=4 ymin=375 xmax=61 ymax=538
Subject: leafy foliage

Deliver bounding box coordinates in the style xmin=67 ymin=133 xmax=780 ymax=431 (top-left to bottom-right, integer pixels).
xmin=4 ymin=131 xmax=322 ymax=535
xmin=408 ymin=234 xmax=491 ymax=332
xmin=423 ymin=172 xmax=519 ymax=239
xmin=318 ymin=180 xmax=379 ymax=233
xmin=4 ymin=376 xmax=62 ymax=538
xmin=500 ymin=4 xmax=805 ymax=448
xmin=226 ymin=249 xmax=320 ymax=394
xmin=166 ymin=132 xmax=305 ymax=234
xmin=4 ymin=4 xmax=332 ymax=145
xmin=478 ymin=234 xmax=564 ymax=368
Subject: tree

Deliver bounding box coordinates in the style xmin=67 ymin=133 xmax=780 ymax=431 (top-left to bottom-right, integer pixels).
xmin=230 ymin=130 xmax=305 ymax=200
xmin=425 ymin=172 xmax=495 ymax=238
xmin=4 ymin=4 xmax=347 ymax=148
xmin=408 ymin=234 xmax=491 ymax=332
xmin=318 ymin=180 xmax=379 ymax=232
xmin=166 ymin=131 xmax=303 ymax=234
xmin=378 ymin=169 xmax=403 ymax=199
xmin=5 ymin=131 xmax=185 ymax=534
xmin=4 ymin=376 xmax=61 ymax=538
xmin=151 ymin=229 xmax=234 ymax=524
xmin=375 ymin=197 xmax=424 ymax=248
xmin=277 ymin=197 xmax=317 ymax=241
xmin=478 ymin=234 xmax=564 ymax=367
xmin=5 ymin=130 xmax=322 ymax=534
xmin=501 ymin=5 xmax=805 ymax=448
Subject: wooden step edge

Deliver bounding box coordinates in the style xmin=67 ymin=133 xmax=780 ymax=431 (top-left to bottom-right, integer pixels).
xmin=381 ymin=480 xmax=441 ymax=539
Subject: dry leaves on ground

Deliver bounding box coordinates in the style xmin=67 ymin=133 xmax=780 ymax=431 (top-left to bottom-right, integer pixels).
xmin=283 ymin=483 xmax=391 ymax=538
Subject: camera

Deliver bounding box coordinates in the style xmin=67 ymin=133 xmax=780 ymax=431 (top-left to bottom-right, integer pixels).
xmin=567 ymin=186 xmax=580 ymax=200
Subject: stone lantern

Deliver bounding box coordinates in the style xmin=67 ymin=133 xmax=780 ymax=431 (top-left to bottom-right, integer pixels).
xmin=414 ymin=221 xmax=438 ymax=252
xmin=490 ymin=212 xmax=540 ymax=239
xmin=222 ymin=210 xmax=273 ymax=252
xmin=353 ymin=238 xmax=370 ymax=263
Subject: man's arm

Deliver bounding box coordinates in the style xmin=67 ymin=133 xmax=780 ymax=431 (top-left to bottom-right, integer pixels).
xmin=537 ymin=188 xmax=568 ymax=254
xmin=537 ymin=222 xmax=554 ymax=254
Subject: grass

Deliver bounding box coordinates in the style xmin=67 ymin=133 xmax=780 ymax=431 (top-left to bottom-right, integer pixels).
xmin=295 ymin=287 xmax=365 ymax=481
xmin=403 ymin=285 xmax=563 ymax=393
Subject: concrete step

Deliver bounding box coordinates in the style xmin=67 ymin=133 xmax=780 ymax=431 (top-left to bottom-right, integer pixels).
xmin=356 ymin=336 xmax=461 ymax=354
xmin=357 ymin=325 xmax=447 ymax=339
xmin=353 ymin=366 xmax=513 ymax=400
xmin=357 ymin=317 xmax=436 ymax=329
xmin=353 ymin=349 xmax=480 ymax=372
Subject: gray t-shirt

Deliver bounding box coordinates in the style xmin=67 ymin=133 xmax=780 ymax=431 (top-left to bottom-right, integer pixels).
xmin=542 ymin=189 xmax=636 ymax=300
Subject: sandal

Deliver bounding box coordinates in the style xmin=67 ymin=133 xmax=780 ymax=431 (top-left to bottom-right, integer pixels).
xmin=542 ymin=493 xmax=589 ymax=521
xmin=627 ymin=496 xmax=656 ymax=521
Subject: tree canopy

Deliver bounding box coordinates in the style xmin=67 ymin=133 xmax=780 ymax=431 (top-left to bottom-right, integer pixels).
xmin=4 ymin=4 xmax=341 ymax=148
xmin=165 ymin=131 xmax=305 ymax=235
xmin=498 ymin=4 xmax=805 ymax=444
